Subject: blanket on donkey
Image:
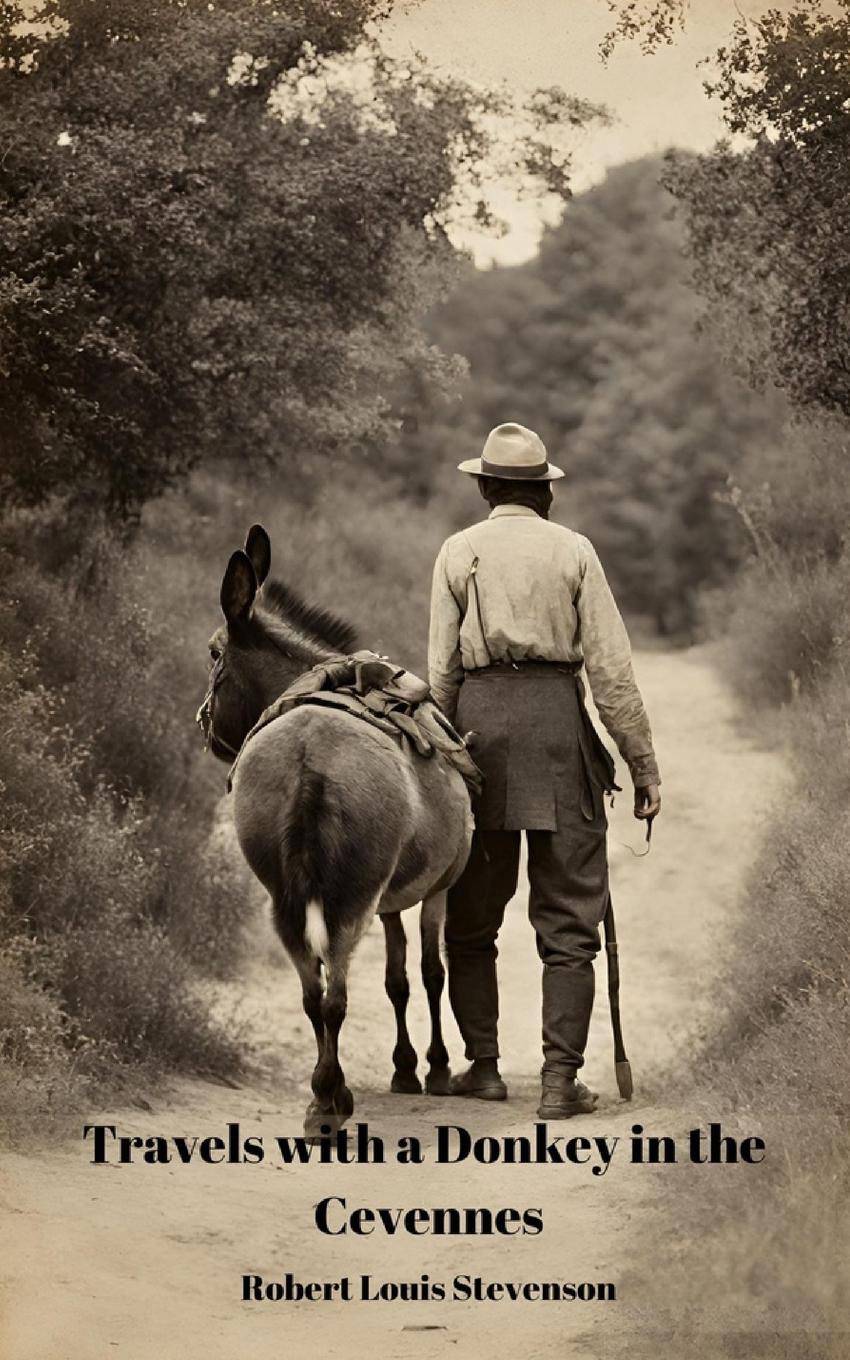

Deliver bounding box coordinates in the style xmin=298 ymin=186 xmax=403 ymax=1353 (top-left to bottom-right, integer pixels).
xmin=226 ymin=650 xmax=483 ymax=797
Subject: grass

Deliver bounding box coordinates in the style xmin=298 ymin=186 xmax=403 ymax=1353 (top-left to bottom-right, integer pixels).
xmin=618 ymin=418 xmax=850 ymax=1356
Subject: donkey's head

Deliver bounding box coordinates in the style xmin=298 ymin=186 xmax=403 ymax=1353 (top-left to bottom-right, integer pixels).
xmin=197 ymin=524 xmax=358 ymax=763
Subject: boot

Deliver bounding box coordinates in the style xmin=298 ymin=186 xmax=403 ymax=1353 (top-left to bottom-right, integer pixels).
xmin=537 ymin=1073 xmax=597 ymax=1119
xmin=449 ymin=1058 xmax=507 ymax=1101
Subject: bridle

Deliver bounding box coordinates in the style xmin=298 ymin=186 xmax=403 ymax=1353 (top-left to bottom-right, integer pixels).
xmin=195 ymin=653 xmax=242 ymax=760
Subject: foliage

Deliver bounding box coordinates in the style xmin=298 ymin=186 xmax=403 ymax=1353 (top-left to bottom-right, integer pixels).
xmin=600 ymin=0 xmax=687 ymax=59
xmin=392 ymin=158 xmax=780 ymax=634
xmin=606 ymin=1 xmax=850 ymax=411
xmin=144 ymin=459 xmax=449 ymax=673
xmin=0 ymin=949 xmax=86 ymax=1143
xmin=0 ymin=520 xmax=251 ymax=1131
xmin=611 ymin=1 xmax=850 ymax=418
xmin=0 ymin=0 xmax=595 ymax=523
xmin=634 ymin=585 xmax=850 ymax=1347
xmin=702 ymin=3 xmax=850 ymax=143
xmin=599 ymin=5 xmax=850 ymax=1348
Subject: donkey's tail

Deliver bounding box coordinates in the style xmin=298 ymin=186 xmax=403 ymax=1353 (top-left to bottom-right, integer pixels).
xmin=274 ymin=758 xmax=386 ymax=962
xmin=276 ymin=767 xmax=330 ymax=960
xmin=303 ymin=900 xmax=330 ymax=960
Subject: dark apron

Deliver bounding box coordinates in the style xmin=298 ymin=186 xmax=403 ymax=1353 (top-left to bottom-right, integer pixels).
xmin=455 ymin=661 xmax=619 ymax=832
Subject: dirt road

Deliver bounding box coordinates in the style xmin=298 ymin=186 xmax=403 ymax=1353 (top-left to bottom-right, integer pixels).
xmin=1 ymin=647 xmax=785 ymax=1360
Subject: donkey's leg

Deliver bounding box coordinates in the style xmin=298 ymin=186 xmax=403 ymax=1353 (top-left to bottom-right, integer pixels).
xmin=290 ymin=950 xmax=324 ymax=1061
xmin=420 ymin=890 xmax=451 ymax=1095
xmin=305 ymin=963 xmax=353 ymax=1139
xmin=304 ymin=911 xmax=376 ymax=1140
xmin=382 ymin=912 xmax=422 ymax=1095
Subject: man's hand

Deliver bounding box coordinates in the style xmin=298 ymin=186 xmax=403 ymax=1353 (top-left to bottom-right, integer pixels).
xmin=634 ymin=784 xmax=661 ymax=820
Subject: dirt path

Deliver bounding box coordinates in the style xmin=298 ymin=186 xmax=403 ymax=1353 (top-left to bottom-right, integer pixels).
xmin=1 ymin=647 xmax=785 ymax=1360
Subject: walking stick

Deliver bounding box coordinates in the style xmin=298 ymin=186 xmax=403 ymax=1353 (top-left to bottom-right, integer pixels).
xmin=603 ymin=895 xmax=633 ymax=1100
xmin=605 ymin=810 xmax=654 ymax=1098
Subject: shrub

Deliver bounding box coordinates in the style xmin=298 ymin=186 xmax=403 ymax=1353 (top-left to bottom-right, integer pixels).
xmin=0 ymin=522 xmax=248 ymax=1131
xmin=0 ymin=948 xmax=69 ymax=1072
xmin=35 ymin=906 xmax=241 ymax=1074
xmin=624 ymin=704 xmax=850 ymax=1348
xmin=718 ymin=552 xmax=850 ymax=708
xmin=704 ymin=416 xmax=850 ymax=708
xmin=0 ymin=950 xmax=85 ymax=1145
xmin=705 ymin=773 xmax=850 ymax=1107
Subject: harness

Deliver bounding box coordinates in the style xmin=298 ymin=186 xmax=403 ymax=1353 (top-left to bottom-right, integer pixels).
xmin=196 ymin=653 xmax=241 ymax=760
xmin=199 ymin=650 xmax=483 ymax=799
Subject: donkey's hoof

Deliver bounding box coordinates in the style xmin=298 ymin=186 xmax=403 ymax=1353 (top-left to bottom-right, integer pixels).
xmin=304 ymin=1100 xmax=350 ymax=1141
xmin=391 ymin=1071 xmax=423 ymax=1095
xmin=425 ymin=1066 xmax=452 ymax=1096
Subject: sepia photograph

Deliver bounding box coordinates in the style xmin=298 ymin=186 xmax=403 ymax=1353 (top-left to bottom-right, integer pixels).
xmin=1 ymin=1 xmax=848 ymax=1357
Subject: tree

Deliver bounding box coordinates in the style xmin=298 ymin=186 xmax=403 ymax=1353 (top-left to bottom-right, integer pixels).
xmin=0 ymin=0 xmax=588 ymax=522
xmin=607 ymin=1 xmax=850 ymax=418
xmin=600 ymin=0 xmax=687 ymax=59
xmin=391 ymin=158 xmax=778 ymax=633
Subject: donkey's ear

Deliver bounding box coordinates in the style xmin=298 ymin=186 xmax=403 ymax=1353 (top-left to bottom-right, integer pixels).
xmin=244 ymin=524 xmax=271 ymax=587
xmin=220 ymin=550 xmax=257 ymax=625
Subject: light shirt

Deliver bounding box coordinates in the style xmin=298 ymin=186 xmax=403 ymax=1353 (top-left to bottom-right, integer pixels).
xmin=428 ymin=504 xmax=660 ymax=788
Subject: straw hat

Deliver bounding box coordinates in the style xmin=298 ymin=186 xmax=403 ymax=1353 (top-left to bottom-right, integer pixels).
xmin=457 ymin=422 xmax=564 ymax=481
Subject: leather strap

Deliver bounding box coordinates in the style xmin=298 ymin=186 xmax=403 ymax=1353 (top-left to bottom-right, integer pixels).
xmin=462 ymin=533 xmax=494 ymax=667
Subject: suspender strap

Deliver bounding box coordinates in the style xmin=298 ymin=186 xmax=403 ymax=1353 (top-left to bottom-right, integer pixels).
xmin=462 ymin=533 xmax=494 ymax=667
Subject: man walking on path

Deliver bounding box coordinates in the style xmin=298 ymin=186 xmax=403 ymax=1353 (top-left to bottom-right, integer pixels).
xmin=428 ymin=422 xmax=661 ymax=1118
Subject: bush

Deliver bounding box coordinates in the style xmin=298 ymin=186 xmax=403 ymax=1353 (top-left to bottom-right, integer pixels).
xmin=36 ymin=907 xmax=240 ymax=1073
xmin=143 ymin=462 xmax=450 ymax=675
xmin=0 ymin=949 xmax=69 ymax=1071
xmin=700 ymin=415 xmax=850 ymax=708
xmin=630 ymin=407 xmax=850 ymax=1348
xmin=623 ymin=681 xmax=850 ymax=1348
xmin=717 ymin=552 xmax=850 ymax=708
xmin=706 ymin=764 xmax=850 ymax=1113
xmin=0 ymin=950 xmax=87 ymax=1145
xmin=0 ymin=518 xmax=249 ymax=1134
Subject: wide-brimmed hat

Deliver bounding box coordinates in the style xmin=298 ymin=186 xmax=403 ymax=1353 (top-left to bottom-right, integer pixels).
xmin=458 ymin=422 xmax=564 ymax=481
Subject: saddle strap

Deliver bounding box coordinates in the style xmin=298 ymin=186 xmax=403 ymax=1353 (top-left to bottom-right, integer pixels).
xmin=225 ymin=652 xmax=483 ymax=798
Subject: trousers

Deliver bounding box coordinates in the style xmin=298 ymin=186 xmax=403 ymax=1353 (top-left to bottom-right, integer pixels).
xmin=445 ymin=824 xmax=609 ymax=1075
xmin=446 ymin=665 xmax=613 ymax=1075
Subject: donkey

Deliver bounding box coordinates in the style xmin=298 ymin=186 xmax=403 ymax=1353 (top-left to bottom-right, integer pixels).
xmin=199 ymin=525 xmax=473 ymax=1136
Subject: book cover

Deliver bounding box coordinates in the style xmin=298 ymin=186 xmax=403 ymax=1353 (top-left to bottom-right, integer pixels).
xmin=1 ymin=3 xmax=845 ymax=1359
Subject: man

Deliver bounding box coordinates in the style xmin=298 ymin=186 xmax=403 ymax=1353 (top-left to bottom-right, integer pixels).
xmin=428 ymin=422 xmax=661 ymax=1119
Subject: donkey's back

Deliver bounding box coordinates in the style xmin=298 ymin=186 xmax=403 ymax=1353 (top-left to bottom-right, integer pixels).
xmin=232 ymin=703 xmax=471 ymax=955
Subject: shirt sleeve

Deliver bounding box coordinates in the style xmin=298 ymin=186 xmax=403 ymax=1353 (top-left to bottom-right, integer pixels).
xmin=427 ymin=540 xmax=465 ymax=721
xmin=576 ymin=538 xmax=660 ymax=788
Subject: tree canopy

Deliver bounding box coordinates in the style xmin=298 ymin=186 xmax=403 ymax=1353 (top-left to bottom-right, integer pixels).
xmin=0 ymin=0 xmax=590 ymax=521
xmin=607 ymin=1 xmax=850 ymax=419
xmin=392 ymin=158 xmax=779 ymax=634
xmin=665 ymin=3 xmax=850 ymax=417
